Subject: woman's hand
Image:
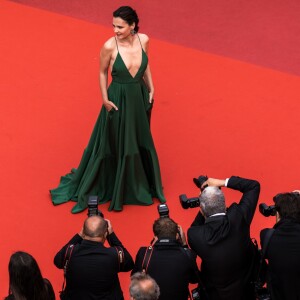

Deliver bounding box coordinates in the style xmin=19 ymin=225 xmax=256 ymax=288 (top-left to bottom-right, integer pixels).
xmin=103 ymin=100 xmax=118 ymax=112
xmin=149 ymin=91 xmax=154 ymax=104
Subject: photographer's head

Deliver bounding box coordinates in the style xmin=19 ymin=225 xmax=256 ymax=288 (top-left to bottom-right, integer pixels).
xmin=153 ymin=218 xmax=178 ymax=240
xmin=199 ymin=186 xmax=226 ymax=217
xmin=83 ymin=215 xmax=108 ymax=242
xmin=129 ymin=272 xmax=160 ymax=300
xmin=273 ymin=192 xmax=300 ymax=222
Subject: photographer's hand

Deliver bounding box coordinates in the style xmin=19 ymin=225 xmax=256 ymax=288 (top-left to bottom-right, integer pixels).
xmin=106 ymin=219 xmax=114 ymax=235
xmin=178 ymin=225 xmax=188 ymax=246
xmin=202 ymin=178 xmax=226 ymax=189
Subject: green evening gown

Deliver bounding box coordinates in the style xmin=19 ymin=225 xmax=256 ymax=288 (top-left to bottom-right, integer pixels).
xmin=50 ymin=38 xmax=166 ymax=213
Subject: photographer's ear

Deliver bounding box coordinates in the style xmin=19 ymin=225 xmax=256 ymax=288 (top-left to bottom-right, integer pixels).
xmin=276 ymin=211 xmax=281 ymax=223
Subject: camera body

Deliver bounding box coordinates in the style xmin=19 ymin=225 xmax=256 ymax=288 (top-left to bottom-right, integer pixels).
xmin=255 ymin=286 xmax=271 ymax=300
xmin=191 ymin=287 xmax=201 ymax=300
xmin=179 ymin=194 xmax=200 ymax=209
xmin=87 ymin=196 xmax=104 ymax=218
xmin=259 ymin=203 xmax=276 ymax=217
xmin=157 ymin=204 xmax=169 ymax=218
xmin=179 ymin=175 xmax=208 ymax=209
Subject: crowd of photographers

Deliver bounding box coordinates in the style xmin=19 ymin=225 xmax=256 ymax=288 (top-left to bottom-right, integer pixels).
xmin=5 ymin=175 xmax=300 ymax=300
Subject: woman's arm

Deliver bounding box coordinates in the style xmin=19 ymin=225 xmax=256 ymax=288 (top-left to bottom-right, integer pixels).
xmin=142 ymin=35 xmax=155 ymax=103
xmin=99 ymin=40 xmax=118 ymax=111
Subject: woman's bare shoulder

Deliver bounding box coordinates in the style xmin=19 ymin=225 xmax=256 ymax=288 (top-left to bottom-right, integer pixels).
xmin=102 ymin=37 xmax=116 ymax=52
xmin=138 ymin=33 xmax=150 ymax=43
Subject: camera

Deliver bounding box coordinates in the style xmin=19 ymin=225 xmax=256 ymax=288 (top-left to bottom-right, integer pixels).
xmin=179 ymin=175 xmax=208 ymax=209
xmin=259 ymin=203 xmax=276 ymax=217
xmin=191 ymin=285 xmax=209 ymax=300
xmin=191 ymin=287 xmax=201 ymax=300
xmin=157 ymin=204 xmax=169 ymax=218
xmin=179 ymin=194 xmax=200 ymax=209
xmin=87 ymin=196 xmax=104 ymax=217
xmin=255 ymin=286 xmax=271 ymax=300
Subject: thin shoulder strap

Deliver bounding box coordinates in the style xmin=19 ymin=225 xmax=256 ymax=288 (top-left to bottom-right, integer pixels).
xmin=114 ymin=246 xmax=125 ymax=270
xmin=136 ymin=34 xmax=143 ymax=50
xmin=114 ymin=37 xmax=119 ymax=52
xmin=141 ymin=246 xmax=154 ymax=273
xmin=61 ymin=244 xmax=75 ymax=292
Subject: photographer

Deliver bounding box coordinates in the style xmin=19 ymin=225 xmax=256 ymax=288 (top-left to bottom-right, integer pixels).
xmin=129 ymin=272 xmax=160 ymax=300
xmin=54 ymin=215 xmax=134 ymax=300
xmin=132 ymin=217 xmax=198 ymax=300
xmin=260 ymin=191 xmax=300 ymax=300
xmin=187 ymin=176 xmax=260 ymax=300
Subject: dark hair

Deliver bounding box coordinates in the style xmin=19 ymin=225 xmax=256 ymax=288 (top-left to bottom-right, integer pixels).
xmin=7 ymin=251 xmax=55 ymax=300
xmin=153 ymin=218 xmax=178 ymax=239
xmin=130 ymin=272 xmax=160 ymax=300
xmin=83 ymin=215 xmax=108 ymax=238
xmin=274 ymin=192 xmax=300 ymax=221
xmin=113 ymin=6 xmax=139 ymax=32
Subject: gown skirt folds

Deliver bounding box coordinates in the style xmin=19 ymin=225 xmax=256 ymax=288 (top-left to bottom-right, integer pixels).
xmin=50 ymin=48 xmax=166 ymax=213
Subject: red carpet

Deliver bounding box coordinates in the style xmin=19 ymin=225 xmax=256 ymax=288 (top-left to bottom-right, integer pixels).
xmin=1 ymin=0 xmax=300 ymax=298
xmin=9 ymin=0 xmax=300 ymax=76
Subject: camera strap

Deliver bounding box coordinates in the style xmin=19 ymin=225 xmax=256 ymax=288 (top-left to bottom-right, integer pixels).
xmin=141 ymin=246 xmax=154 ymax=273
xmin=61 ymin=244 xmax=75 ymax=292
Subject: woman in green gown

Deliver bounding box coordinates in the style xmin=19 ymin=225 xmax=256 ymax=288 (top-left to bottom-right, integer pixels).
xmin=50 ymin=6 xmax=166 ymax=213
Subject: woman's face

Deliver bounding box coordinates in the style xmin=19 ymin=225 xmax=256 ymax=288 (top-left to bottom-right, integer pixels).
xmin=113 ymin=17 xmax=134 ymax=40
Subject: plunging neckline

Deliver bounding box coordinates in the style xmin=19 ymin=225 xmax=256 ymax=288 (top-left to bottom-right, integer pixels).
xmin=116 ymin=49 xmax=144 ymax=79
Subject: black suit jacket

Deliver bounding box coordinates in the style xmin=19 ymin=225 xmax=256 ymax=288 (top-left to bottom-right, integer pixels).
xmin=188 ymin=176 xmax=260 ymax=300
xmin=132 ymin=239 xmax=198 ymax=300
xmin=261 ymin=219 xmax=300 ymax=300
xmin=54 ymin=232 xmax=134 ymax=300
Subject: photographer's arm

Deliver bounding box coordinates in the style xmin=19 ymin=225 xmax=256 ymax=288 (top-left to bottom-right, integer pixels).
xmin=131 ymin=247 xmax=146 ymax=275
xmin=187 ymin=249 xmax=200 ymax=284
xmin=53 ymin=234 xmax=83 ymax=269
xmin=106 ymin=219 xmax=134 ymax=272
xmin=227 ymin=176 xmax=260 ymax=225
xmin=202 ymin=178 xmax=226 ymax=188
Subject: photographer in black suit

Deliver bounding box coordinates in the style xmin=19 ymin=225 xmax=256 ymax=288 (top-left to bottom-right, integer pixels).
xmin=54 ymin=215 xmax=134 ymax=300
xmin=132 ymin=216 xmax=198 ymax=300
xmin=260 ymin=191 xmax=300 ymax=300
xmin=188 ymin=176 xmax=260 ymax=300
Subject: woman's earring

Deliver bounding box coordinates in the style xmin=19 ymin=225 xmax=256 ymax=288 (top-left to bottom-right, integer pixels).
xmin=130 ymin=29 xmax=136 ymax=35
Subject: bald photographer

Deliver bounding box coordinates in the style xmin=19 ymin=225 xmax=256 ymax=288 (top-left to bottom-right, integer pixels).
xmin=54 ymin=215 xmax=134 ymax=300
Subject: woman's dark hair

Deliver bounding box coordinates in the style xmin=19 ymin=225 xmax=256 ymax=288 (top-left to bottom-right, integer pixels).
xmin=7 ymin=251 xmax=55 ymax=300
xmin=113 ymin=6 xmax=139 ymax=32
